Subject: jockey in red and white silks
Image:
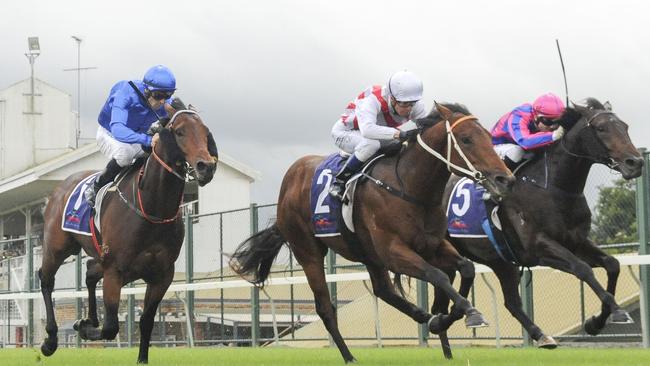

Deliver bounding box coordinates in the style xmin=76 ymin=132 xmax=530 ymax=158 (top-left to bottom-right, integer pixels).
xmin=329 ymin=70 xmax=428 ymax=200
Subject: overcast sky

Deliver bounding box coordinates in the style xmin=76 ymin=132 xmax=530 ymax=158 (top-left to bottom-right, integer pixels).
xmin=1 ymin=0 xmax=649 ymax=204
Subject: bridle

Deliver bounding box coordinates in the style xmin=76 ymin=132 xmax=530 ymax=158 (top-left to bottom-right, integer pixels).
xmin=559 ymin=110 xmax=620 ymax=169
xmin=416 ymin=114 xmax=486 ymax=183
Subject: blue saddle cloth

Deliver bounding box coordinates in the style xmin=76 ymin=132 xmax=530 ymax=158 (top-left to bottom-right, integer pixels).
xmin=310 ymin=154 xmax=346 ymax=237
xmin=446 ymin=178 xmax=489 ymax=238
xmin=61 ymin=173 xmax=99 ymax=236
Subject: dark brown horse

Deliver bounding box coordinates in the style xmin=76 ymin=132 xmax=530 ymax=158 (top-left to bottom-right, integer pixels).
xmin=430 ymin=98 xmax=644 ymax=358
xmin=230 ymin=103 xmax=515 ymax=363
xmin=39 ymin=109 xmax=218 ymax=363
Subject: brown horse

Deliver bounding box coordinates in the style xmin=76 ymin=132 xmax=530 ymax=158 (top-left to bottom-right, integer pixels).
xmin=39 ymin=109 xmax=218 ymax=364
xmin=230 ymin=103 xmax=515 ymax=363
xmin=428 ymin=98 xmax=644 ymax=358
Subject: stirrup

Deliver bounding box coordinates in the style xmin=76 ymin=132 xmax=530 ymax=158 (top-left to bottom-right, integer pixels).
xmin=84 ymin=186 xmax=97 ymax=208
xmin=329 ymin=183 xmax=345 ymax=200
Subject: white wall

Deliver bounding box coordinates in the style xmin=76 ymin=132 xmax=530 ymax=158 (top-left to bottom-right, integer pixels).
xmin=0 ymin=79 xmax=76 ymax=179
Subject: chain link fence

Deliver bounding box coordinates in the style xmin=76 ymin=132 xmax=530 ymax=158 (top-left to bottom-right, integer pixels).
xmin=1 ymin=157 xmax=648 ymax=349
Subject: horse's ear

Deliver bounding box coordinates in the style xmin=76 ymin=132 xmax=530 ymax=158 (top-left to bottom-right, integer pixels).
xmin=434 ymin=101 xmax=452 ymax=120
xmin=207 ymin=132 xmax=219 ymax=163
xmin=557 ymin=107 xmax=581 ymax=130
xmin=603 ymin=101 xmax=612 ymax=111
xmin=571 ymin=101 xmax=589 ymax=115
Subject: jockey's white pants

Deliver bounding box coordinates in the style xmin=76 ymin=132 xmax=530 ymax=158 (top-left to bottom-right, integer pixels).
xmin=331 ymin=121 xmax=394 ymax=162
xmin=493 ymin=143 xmax=529 ymax=163
xmin=96 ymin=127 xmax=145 ymax=167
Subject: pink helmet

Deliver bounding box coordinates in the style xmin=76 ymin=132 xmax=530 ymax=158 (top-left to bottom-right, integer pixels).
xmin=533 ymin=93 xmax=565 ymax=119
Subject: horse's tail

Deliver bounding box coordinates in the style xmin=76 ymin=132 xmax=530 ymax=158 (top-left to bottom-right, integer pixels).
xmin=229 ymin=224 xmax=286 ymax=286
xmin=393 ymin=273 xmax=413 ymax=298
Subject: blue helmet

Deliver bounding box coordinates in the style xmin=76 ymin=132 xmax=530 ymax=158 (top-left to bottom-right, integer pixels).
xmin=143 ymin=65 xmax=176 ymax=92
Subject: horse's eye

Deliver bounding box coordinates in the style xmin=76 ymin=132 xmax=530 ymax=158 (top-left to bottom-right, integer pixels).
xmin=174 ymin=129 xmax=184 ymax=137
xmin=596 ymin=126 xmax=606 ymax=133
xmin=461 ymin=137 xmax=472 ymax=144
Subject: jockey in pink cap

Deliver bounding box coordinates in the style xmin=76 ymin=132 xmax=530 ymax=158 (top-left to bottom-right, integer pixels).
xmin=490 ymin=92 xmax=566 ymax=169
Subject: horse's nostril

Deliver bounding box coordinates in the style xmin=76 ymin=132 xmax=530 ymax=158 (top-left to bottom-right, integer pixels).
xmin=496 ymin=175 xmax=515 ymax=190
xmin=626 ymin=157 xmax=644 ymax=169
xmin=196 ymin=161 xmax=207 ymax=172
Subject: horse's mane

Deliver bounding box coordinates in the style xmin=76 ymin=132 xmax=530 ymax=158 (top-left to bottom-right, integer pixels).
xmin=416 ymin=102 xmax=471 ymax=129
xmin=555 ymin=97 xmax=607 ymax=131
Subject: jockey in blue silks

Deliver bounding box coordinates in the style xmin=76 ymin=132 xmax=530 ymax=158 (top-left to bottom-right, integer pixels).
xmin=85 ymin=65 xmax=177 ymax=207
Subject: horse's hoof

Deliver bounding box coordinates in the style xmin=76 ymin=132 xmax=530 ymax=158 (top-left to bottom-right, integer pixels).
xmin=465 ymin=309 xmax=489 ymax=328
xmin=583 ymin=316 xmax=602 ymax=336
xmin=40 ymin=338 xmax=58 ymax=357
xmin=344 ymin=356 xmax=357 ymax=364
xmin=609 ymin=309 xmax=634 ymax=324
xmin=73 ymin=319 xmax=81 ymax=331
xmin=428 ymin=314 xmax=444 ymax=335
xmin=79 ymin=326 xmax=102 ymax=341
xmin=536 ymin=335 xmax=557 ymax=349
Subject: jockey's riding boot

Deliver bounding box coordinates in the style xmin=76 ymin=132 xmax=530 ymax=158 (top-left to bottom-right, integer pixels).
xmin=503 ymin=156 xmax=519 ymax=171
xmin=85 ymin=159 xmax=121 ymax=208
xmin=329 ymin=155 xmax=364 ymax=202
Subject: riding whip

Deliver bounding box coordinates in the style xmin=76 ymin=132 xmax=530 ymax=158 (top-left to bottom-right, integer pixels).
xmin=555 ymin=39 xmax=570 ymax=106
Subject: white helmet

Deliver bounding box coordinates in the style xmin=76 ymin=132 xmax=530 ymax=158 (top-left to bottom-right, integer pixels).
xmin=388 ymin=70 xmax=423 ymax=102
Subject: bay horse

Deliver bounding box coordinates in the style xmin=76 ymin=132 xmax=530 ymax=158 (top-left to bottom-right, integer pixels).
xmin=39 ymin=109 xmax=218 ymax=364
xmin=430 ymin=98 xmax=644 ymax=358
xmin=230 ymin=103 xmax=515 ymax=363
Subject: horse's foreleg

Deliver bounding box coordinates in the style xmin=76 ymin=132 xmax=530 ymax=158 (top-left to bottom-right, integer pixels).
xmin=74 ymin=258 xmax=104 ymax=339
xmin=536 ymin=235 xmax=625 ymax=335
xmin=137 ymin=270 xmax=174 ymax=364
xmin=575 ymin=240 xmax=631 ymax=334
xmin=97 ymin=269 xmax=123 ymax=341
xmin=386 ymin=243 xmax=487 ymax=330
xmin=493 ymin=264 xmax=556 ymax=348
xmin=366 ymin=265 xmax=431 ymax=323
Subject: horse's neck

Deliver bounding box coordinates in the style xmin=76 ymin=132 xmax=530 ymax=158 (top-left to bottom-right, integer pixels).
xmin=524 ymin=141 xmax=593 ymax=194
xmin=395 ymin=127 xmax=451 ymax=206
xmin=138 ymin=153 xmax=186 ymax=216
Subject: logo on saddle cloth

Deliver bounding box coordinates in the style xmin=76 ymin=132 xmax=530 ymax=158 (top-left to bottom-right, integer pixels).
xmin=61 ymin=173 xmax=101 ymax=235
xmin=311 ymin=154 xmax=346 ymax=237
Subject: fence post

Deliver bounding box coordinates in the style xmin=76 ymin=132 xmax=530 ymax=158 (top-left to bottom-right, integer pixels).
xmin=520 ymin=269 xmax=534 ymax=346
xmin=636 ymin=148 xmax=650 ymax=348
xmin=76 ymin=251 xmax=83 ymax=347
xmin=127 ymin=283 xmax=135 ymax=347
xmin=417 ymin=280 xmax=428 ymax=346
xmin=326 ymin=249 xmax=337 ymax=347
xmin=250 ymin=203 xmax=260 ymax=347
xmin=24 ymin=208 xmax=34 ymax=347
xmin=184 ymin=211 xmax=195 ymax=345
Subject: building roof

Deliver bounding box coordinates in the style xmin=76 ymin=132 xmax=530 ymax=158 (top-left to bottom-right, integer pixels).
xmin=0 ymin=143 xmax=260 ymax=215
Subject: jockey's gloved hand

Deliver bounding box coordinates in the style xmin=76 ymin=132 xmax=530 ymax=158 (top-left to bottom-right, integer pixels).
xmin=170 ymin=97 xmax=187 ymax=111
xmin=141 ymin=144 xmax=152 ymax=154
xmin=146 ymin=121 xmax=163 ymax=136
xmin=552 ymin=126 xmax=565 ymax=141
xmin=398 ymin=129 xmax=419 ymax=142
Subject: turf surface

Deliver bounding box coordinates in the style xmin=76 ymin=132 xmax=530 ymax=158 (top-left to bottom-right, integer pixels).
xmin=0 ymin=346 xmax=648 ymax=366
